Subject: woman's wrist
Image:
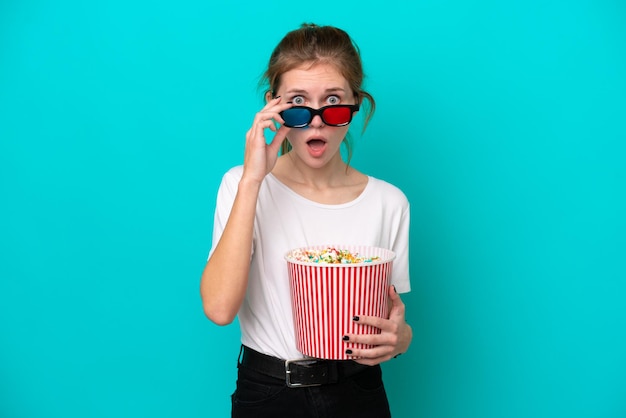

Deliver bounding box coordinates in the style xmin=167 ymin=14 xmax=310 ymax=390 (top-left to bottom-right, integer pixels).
xmin=238 ymin=175 xmax=264 ymax=192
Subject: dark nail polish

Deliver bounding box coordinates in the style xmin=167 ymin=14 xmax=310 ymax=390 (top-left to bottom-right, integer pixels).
xmin=345 ymin=349 xmax=353 ymax=355
xmin=353 ymin=316 xmax=359 ymax=321
xmin=342 ymin=335 xmax=349 ymax=341
xmin=393 ymin=285 xmax=398 ymax=293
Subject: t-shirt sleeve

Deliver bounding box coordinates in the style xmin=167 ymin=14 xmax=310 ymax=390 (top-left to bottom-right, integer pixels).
xmin=208 ymin=166 xmax=243 ymax=259
xmin=390 ymin=201 xmax=411 ymax=294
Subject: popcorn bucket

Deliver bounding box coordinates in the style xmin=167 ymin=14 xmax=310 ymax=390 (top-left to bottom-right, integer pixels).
xmin=285 ymin=245 xmax=395 ymax=360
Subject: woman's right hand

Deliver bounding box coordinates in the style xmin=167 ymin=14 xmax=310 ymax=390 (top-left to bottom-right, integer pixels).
xmin=242 ymin=97 xmax=292 ymax=185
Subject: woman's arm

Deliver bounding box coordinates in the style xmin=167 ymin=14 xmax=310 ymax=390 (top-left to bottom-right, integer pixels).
xmin=200 ymin=97 xmax=291 ymax=325
xmin=200 ymin=177 xmax=261 ymax=325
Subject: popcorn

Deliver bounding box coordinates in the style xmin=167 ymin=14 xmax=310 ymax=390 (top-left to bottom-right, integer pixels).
xmin=287 ymin=247 xmax=380 ymax=264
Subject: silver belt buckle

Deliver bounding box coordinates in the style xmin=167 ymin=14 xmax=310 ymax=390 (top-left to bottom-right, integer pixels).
xmin=285 ymin=359 xmax=324 ymax=388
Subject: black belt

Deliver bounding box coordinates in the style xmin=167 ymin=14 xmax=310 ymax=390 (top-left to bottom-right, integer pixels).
xmin=238 ymin=345 xmax=370 ymax=388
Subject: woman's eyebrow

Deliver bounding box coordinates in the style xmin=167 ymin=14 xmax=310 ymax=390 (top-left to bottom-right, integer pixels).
xmin=284 ymin=87 xmax=347 ymax=94
xmin=284 ymin=89 xmax=308 ymax=95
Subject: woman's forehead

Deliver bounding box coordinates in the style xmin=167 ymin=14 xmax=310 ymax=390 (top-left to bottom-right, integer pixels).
xmin=278 ymin=63 xmax=350 ymax=93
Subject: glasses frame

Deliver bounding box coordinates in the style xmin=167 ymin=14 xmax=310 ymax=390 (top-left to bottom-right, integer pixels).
xmin=280 ymin=103 xmax=360 ymax=128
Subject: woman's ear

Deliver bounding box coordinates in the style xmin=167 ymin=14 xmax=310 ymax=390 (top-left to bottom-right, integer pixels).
xmin=265 ymin=90 xmax=274 ymax=103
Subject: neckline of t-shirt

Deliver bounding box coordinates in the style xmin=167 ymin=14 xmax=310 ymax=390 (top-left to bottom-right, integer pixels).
xmin=266 ymin=173 xmax=374 ymax=209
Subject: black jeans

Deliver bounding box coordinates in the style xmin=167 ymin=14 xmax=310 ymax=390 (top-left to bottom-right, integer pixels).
xmin=231 ymin=361 xmax=392 ymax=417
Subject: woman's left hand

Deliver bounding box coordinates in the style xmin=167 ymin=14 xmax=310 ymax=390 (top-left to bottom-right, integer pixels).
xmin=344 ymin=285 xmax=413 ymax=365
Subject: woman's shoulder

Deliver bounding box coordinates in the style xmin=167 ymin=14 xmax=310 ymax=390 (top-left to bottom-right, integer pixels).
xmin=214 ymin=166 xmax=245 ymax=199
xmin=219 ymin=165 xmax=244 ymax=184
xmin=224 ymin=165 xmax=244 ymax=178
xmin=366 ymin=175 xmax=410 ymax=206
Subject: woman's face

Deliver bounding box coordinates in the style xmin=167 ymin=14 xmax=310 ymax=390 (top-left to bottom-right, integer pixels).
xmin=274 ymin=62 xmax=357 ymax=169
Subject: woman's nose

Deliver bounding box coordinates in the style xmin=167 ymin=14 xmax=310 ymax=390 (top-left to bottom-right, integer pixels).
xmin=309 ymin=114 xmax=325 ymax=128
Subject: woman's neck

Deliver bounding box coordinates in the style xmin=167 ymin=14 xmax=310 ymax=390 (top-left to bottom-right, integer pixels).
xmin=271 ymin=152 xmax=368 ymax=204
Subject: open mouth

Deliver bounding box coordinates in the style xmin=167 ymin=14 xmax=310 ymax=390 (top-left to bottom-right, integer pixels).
xmin=306 ymin=139 xmax=326 ymax=152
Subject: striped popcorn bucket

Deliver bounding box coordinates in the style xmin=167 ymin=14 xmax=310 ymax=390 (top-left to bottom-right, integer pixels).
xmin=285 ymin=245 xmax=395 ymax=360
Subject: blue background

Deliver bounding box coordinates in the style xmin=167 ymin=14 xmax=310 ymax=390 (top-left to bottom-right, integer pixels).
xmin=1 ymin=1 xmax=625 ymax=417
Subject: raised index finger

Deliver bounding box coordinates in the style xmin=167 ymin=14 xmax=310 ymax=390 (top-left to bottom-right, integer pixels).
xmin=255 ymin=97 xmax=293 ymax=125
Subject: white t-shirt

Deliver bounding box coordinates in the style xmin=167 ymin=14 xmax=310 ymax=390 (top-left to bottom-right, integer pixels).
xmin=209 ymin=165 xmax=411 ymax=360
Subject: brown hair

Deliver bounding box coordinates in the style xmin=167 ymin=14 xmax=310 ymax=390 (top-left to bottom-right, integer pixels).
xmin=261 ymin=23 xmax=376 ymax=159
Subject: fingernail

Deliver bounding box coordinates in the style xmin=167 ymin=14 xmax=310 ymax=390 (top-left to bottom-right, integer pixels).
xmin=393 ymin=285 xmax=398 ymax=293
xmin=342 ymin=335 xmax=349 ymax=341
xmin=352 ymin=316 xmax=359 ymax=321
xmin=274 ymin=96 xmax=281 ymax=99
xmin=345 ymin=349 xmax=353 ymax=355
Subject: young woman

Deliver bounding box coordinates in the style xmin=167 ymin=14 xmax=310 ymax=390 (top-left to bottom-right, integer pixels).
xmin=201 ymin=23 xmax=412 ymax=417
